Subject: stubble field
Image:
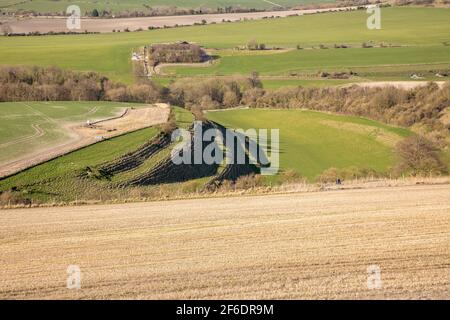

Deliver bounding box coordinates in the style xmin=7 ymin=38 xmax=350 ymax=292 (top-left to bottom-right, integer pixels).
xmin=0 ymin=184 xmax=449 ymax=299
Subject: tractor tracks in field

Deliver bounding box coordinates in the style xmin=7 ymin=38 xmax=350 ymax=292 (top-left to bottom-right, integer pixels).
xmin=1 ymin=105 xmax=110 ymax=151
xmin=59 ymin=106 xmax=100 ymax=121
xmin=0 ymin=124 xmax=45 ymax=149
xmin=21 ymin=102 xmax=58 ymax=125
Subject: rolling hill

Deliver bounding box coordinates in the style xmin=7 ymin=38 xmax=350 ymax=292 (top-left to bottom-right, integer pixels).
xmin=206 ymin=108 xmax=411 ymax=180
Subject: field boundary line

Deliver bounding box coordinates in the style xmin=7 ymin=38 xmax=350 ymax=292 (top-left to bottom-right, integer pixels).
xmin=91 ymin=107 xmax=129 ymax=125
xmin=21 ymin=102 xmax=58 ymax=124
xmin=60 ymin=105 xmax=100 ymax=121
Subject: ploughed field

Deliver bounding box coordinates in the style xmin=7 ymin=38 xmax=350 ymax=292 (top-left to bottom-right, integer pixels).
xmin=0 ymin=7 xmax=449 ymax=83
xmin=0 ymin=184 xmax=449 ymax=299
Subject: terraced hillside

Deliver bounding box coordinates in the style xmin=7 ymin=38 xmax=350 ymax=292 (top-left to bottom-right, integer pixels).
xmin=110 ymin=122 xmax=215 ymax=188
xmin=0 ymin=107 xmax=184 ymax=202
xmin=0 ymin=106 xmax=264 ymax=204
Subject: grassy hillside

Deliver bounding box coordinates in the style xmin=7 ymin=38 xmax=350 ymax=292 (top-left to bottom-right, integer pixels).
xmin=206 ymin=108 xmax=411 ymax=180
xmin=0 ymin=105 xmax=412 ymax=202
xmin=0 ymin=101 xmax=148 ymax=164
xmin=1 ymin=0 xmax=333 ymax=14
xmin=0 ymin=7 xmax=449 ymax=83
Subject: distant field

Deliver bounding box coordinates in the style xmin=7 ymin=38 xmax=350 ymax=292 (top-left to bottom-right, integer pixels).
xmin=1 ymin=184 xmax=449 ymax=299
xmin=0 ymin=101 xmax=145 ymax=165
xmin=0 ymin=7 xmax=449 ymax=83
xmin=166 ymin=46 xmax=450 ymax=79
xmin=207 ymin=109 xmax=411 ymax=180
xmin=0 ymin=0 xmax=333 ymax=14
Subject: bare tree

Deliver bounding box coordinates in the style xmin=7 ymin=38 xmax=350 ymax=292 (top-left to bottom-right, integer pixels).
xmin=394 ymin=136 xmax=448 ymax=176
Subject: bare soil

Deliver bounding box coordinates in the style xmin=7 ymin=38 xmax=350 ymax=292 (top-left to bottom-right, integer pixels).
xmin=348 ymin=81 xmax=446 ymax=90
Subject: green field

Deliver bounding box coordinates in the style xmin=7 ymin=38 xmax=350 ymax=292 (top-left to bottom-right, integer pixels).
xmin=206 ymin=108 xmax=411 ymax=180
xmin=0 ymin=7 xmax=449 ymax=83
xmin=0 ymin=101 xmax=148 ymax=165
xmin=166 ymin=46 xmax=450 ymax=78
xmin=0 ymin=0 xmax=332 ymax=14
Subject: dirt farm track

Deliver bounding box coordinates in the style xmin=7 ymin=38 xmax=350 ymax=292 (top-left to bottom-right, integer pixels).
xmin=0 ymin=184 xmax=449 ymax=299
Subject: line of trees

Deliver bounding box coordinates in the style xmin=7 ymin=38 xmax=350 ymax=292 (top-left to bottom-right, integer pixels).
xmin=0 ymin=66 xmax=263 ymax=107
xmin=0 ymin=65 xmax=166 ymax=103
xmin=168 ymin=75 xmax=262 ymax=110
